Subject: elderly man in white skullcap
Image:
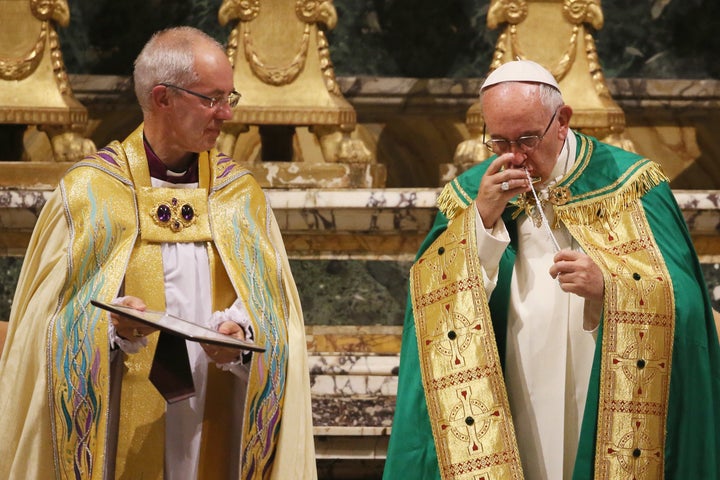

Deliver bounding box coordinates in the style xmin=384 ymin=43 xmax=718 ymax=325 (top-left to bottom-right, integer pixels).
xmin=384 ymin=60 xmax=720 ymax=480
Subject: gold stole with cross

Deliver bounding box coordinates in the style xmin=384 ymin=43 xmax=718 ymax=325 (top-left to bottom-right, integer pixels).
xmin=411 ymin=206 xmax=524 ymax=480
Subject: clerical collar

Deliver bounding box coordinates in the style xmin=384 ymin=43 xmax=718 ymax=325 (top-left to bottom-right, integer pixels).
xmin=143 ymin=135 xmax=199 ymax=183
xmin=540 ymin=130 xmax=576 ymax=191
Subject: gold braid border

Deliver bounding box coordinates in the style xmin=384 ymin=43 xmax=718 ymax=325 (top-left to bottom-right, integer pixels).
xmin=411 ymin=206 xmax=523 ymax=480
xmin=557 ymin=181 xmax=674 ymax=479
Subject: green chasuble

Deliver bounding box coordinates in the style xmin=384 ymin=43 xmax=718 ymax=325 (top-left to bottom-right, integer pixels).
xmin=383 ymin=132 xmax=720 ymax=480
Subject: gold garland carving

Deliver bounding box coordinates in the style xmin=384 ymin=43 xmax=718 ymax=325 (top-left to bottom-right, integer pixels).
xmin=48 ymin=27 xmax=71 ymax=95
xmin=0 ymin=21 xmax=47 ymax=81
xmin=488 ymin=0 xmax=605 ymax=86
xmin=317 ymin=30 xmax=341 ymax=96
xmin=487 ymin=0 xmax=528 ymax=29
xmin=243 ymin=23 xmax=310 ymax=86
xmin=226 ymin=0 xmax=340 ymax=86
xmin=584 ymin=33 xmax=612 ymax=99
xmin=238 ymin=0 xmax=335 ymax=87
xmin=0 ymin=0 xmax=70 ymax=83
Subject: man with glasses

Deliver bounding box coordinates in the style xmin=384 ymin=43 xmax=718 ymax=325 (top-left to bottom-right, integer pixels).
xmin=385 ymin=60 xmax=720 ymax=479
xmin=0 ymin=27 xmax=317 ymax=479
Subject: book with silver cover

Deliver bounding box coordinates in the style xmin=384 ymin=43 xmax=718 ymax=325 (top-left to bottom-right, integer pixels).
xmin=90 ymin=299 xmax=264 ymax=352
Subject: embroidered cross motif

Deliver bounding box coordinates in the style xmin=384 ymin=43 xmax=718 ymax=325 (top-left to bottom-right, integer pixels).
xmin=416 ymin=232 xmax=466 ymax=284
xmin=606 ymin=417 xmax=662 ymax=477
xmin=611 ymin=328 xmax=666 ymax=397
xmin=424 ymin=302 xmax=483 ymax=369
xmin=438 ymin=386 xmax=501 ymax=456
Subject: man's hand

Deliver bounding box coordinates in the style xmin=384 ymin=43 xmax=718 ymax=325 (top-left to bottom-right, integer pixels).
xmin=111 ymin=296 xmax=158 ymax=340
xmin=475 ymin=153 xmax=531 ymax=228
xmin=201 ymin=321 xmax=246 ymax=364
xmin=549 ymin=250 xmax=604 ymax=300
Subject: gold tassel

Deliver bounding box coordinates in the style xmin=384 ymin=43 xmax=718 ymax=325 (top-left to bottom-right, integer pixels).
xmin=556 ymin=162 xmax=668 ymax=226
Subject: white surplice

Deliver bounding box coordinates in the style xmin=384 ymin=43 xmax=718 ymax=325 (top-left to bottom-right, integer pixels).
xmin=108 ymin=176 xmax=248 ymax=480
xmin=476 ymin=132 xmax=598 ymax=480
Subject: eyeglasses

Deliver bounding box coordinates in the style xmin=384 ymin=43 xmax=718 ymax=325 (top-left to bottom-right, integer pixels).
xmin=159 ymin=83 xmax=241 ymax=109
xmin=483 ymin=106 xmax=560 ymax=154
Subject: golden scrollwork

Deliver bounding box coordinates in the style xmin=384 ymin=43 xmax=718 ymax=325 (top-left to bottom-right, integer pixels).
xmin=296 ymin=0 xmax=337 ymax=29
xmin=220 ymin=0 xmax=339 ymax=87
xmin=0 ymin=0 xmax=68 ymax=81
xmin=218 ymin=0 xmax=260 ymax=23
xmin=30 ymin=0 xmax=69 ymax=23
xmin=562 ymin=0 xmax=603 ymax=29
xmin=219 ymin=0 xmax=379 ymax=184
xmin=584 ymin=33 xmax=612 ymax=99
xmin=48 ymin=26 xmax=71 ymax=95
xmin=487 ymin=0 xmax=603 ymax=84
xmin=0 ymin=0 xmax=95 ymax=162
xmin=452 ymin=0 xmax=632 ymax=172
xmin=487 ymin=0 xmax=528 ymax=29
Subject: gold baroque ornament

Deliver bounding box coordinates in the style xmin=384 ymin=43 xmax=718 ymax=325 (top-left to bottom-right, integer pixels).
xmin=31 ymin=0 xmax=70 ymax=22
xmin=487 ymin=0 xmax=528 ymax=28
xmin=317 ymin=30 xmax=341 ymax=96
xmin=0 ymin=22 xmax=47 ymax=81
xmin=563 ymin=0 xmax=603 ymax=29
xmin=507 ymin=24 xmax=577 ymax=82
xmin=297 ymin=0 xmax=337 ymax=28
xmin=150 ymin=198 xmax=198 ymax=233
xmin=487 ymin=0 xmax=604 ymax=84
xmin=233 ymin=0 xmax=339 ymax=87
xmin=0 ymin=0 xmax=70 ymax=81
xmin=243 ymin=22 xmax=310 ymax=86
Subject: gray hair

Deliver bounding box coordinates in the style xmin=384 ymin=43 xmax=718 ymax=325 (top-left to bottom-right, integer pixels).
xmin=538 ymin=83 xmax=564 ymax=112
xmin=133 ymin=26 xmax=225 ymax=112
xmin=480 ymin=82 xmax=565 ymax=116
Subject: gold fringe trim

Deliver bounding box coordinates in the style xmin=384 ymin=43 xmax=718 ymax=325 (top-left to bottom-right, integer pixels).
xmin=437 ymin=179 xmax=472 ymax=221
xmin=556 ymin=162 xmax=668 ymax=226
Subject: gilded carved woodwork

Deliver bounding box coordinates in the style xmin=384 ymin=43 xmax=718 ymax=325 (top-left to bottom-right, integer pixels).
xmin=217 ymin=0 xmax=382 ymax=188
xmin=453 ymin=0 xmax=636 ymax=173
xmin=0 ymin=0 xmax=95 ymax=163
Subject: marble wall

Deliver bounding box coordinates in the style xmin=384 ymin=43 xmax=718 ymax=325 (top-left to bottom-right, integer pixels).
xmin=3 ymin=256 xmax=720 ymax=324
xmin=58 ymin=0 xmax=719 ymax=79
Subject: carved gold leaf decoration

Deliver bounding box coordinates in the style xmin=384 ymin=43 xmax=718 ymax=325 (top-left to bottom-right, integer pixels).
xmin=0 ymin=21 xmax=47 ymax=81
xmin=487 ymin=0 xmax=528 ymax=29
xmin=242 ymin=23 xmax=310 ymax=86
xmin=296 ymin=0 xmax=338 ymax=30
xmin=317 ymin=30 xmax=341 ymax=96
xmin=563 ymin=0 xmax=603 ymax=29
xmin=31 ymin=0 xmax=70 ymax=26
xmin=218 ymin=0 xmax=260 ymax=25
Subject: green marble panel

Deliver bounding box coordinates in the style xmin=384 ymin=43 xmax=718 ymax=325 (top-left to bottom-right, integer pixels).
xmin=0 ymin=256 xmax=413 ymax=325
xmin=2 ymin=256 xmax=720 ymax=325
xmin=289 ymin=259 xmax=412 ymax=326
xmin=0 ymin=257 xmax=23 ymax=322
